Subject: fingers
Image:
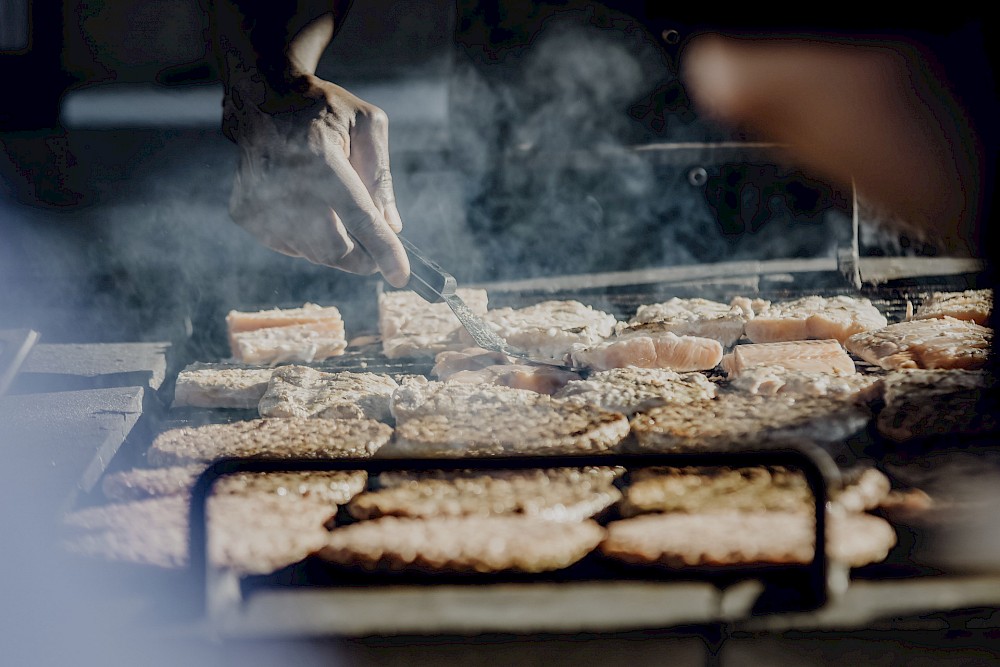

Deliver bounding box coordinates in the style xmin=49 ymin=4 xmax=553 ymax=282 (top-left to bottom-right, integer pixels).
xmin=349 ymin=105 xmax=404 ymax=234
xmin=318 ymin=135 xmax=410 ymax=287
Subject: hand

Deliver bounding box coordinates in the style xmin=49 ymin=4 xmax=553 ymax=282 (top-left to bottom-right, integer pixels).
xmin=224 ymin=74 xmax=410 ymax=286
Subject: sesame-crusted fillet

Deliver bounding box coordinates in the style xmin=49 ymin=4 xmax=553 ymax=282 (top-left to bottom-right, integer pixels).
xmin=744 ymin=295 xmax=887 ymax=344
xmin=721 ymin=339 xmax=856 ymax=377
xmin=600 ymin=511 xmax=896 ymax=568
xmin=913 ymin=289 xmax=993 ymax=326
xmin=349 ymin=468 xmax=621 ymax=521
xmin=471 ymin=300 xmax=617 ymax=361
xmin=147 ymin=418 xmax=392 ymax=466
xmin=727 ymin=367 xmax=883 ymax=403
xmin=315 ymin=516 xmax=605 ymax=573
xmin=623 ymin=297 xmax=763 ymax=347
xmin=379 ymin=289 xmax=489 ymax=359
xmin=630 ymin=393 xmax=871 ymax=452
xmin=877 ymin=369 xmax=996 ymax=441
xmin=571 ymin=332 xmax=723 ymax=372
xmin=388 ymin=401 xmax=630 ymax=457
xmin=620 ymin=466 xmax=890 ymax=517
xmin=101 ymin=465 xmax=367 ymax=505
xmin=257 ymin=365 xmax=398 ymax=421
xmin=390 ymin=379 xmax=541 ymax=423
xmin=172 ymin=364 xmax=274 ymax=409
xmin=845 ymin=318 xmax=993 ymax=370
xmin=62 ymin=494 xmax=337 ymax=574
xmin=555 ymin=367 xmax=717 ymax=415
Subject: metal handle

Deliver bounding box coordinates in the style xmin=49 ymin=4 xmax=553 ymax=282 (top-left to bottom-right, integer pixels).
xmin=398 ymin=236 xmax=457 ymax=303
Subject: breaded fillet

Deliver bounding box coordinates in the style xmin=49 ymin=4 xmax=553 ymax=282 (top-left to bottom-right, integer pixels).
xmin=172 ymin=364 xmax=274 ymax=410
xmin=600 ymin=510 xmax=896 ymax=568
xmin=555 ymin=367 xmax=717 ymax=415
xmin=877 ymin=369 xmax=996 ymax=441
xmin=727 ymin=367 xmax=882 ymax=403
xmin=316 ymin=516 xmax=605 ymax=573
xmin=147 ymin=418 xmax=392 ymax=466
xmin=257 ymin=365 xmax=398 ymax=422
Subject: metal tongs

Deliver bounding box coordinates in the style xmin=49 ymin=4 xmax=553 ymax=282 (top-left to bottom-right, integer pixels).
xmin=399 ymin=237 xmax=583 ymax=371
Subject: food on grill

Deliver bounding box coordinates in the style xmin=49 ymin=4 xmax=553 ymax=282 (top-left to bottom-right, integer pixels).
xmin=391 ymin=378 xmax=538 ymax=421
xmin=147 ymin=417 xmax=392 ymax=466
xmin=347 ymin=468 xmax=621 ymax=521
xmin=172 ymin=363 xmax=274 ymax=409
xmin=378 ymin=288 xmax=489 ymax=359
xmin=913 ymin=289 xmax=992 ymax=326
xmin=445 ymin=364 xmax=581 ymax=395
xmin=226 ymin=303 xmax=347 ymax=364
xmin=728 ymin=367 xmax=882 ymax=403
xmin=554 ymin=367 xmax=717 ymax=415
xmin=744 ymin=295 xmax=887 ymax=344
xmin=101 ymin=465 xmax=367 ymax=504
xmin=63 ymin=494 xmax=336 ymax=573
xmin=720 ymin=339 xmax=856 ymax=377
xmin=570 ymin=332 xmax=723 ymax=372
xmin=471 ymin=300 xmax=617 ymax=361
xmin=630 ymin=393 xmax=871 ymax=451
xmin=600 ymin=510 xmax=896 ymax=568
xmin=432 ymin=348 xmax=513 ymax=378
xmin=845 ymin=318 xmax=992 ymax=370
xmin=619 ymin=466 xmax=890 ymax=517
xmin=622 ymin=296 xmax=768 ymax=347
xmin=315 ymin=516 xmax=605 ymax=573
xmin=385 ymin=381 xmax=630 ymax=456
xmin=877 ymin=369 xmax=996 ymax=441
xmin=257 ymin=365 xmax=398 ymax=421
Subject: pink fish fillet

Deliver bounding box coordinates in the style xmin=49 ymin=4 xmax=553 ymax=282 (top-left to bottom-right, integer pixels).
xmin=721 ymin=339 xmax=856 ymax=377
xmin=571 ymin=333 xmax=722 ymax=372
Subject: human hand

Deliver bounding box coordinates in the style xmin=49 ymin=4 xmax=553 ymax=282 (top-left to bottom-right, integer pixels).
xmin=224 ymin=74 xmax=410 ymax=286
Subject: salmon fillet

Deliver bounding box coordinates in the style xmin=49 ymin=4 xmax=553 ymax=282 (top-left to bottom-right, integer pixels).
xmin=432 ymin=348 xmax=513 ymax=378
xmin=913 ymin=289 xmax=993 ymax=326
xmin=720 ymin=339 xmax=856 ymax=377
xmin=226 ymin=303 xmax=346 ymax=363
xmin=378 ymin=288 xmax=489 ymax=359
xmin=845 ymin=317 xmax=993 ymax=370
xmin=623 ymin=296 xmax=768 ymax=347
xmin=571 ymin=332 xmax=723 ymax=372
xmin=744 ymin=295 xmax=887 ymax=344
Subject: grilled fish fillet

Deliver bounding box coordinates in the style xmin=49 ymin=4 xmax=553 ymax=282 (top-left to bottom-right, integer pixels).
xmin=315 ymin=516 xmax=605 ymax=573
xmin=432 ymin=348 xmax=513 ymax=378
xmin=172 ymin=363 xmax=273 ymax=409
xmin=845 ymin=317 xmax=993 ymax=370
xmin=571 ymin=332 xmax=723 ymax=372
xmin=555 ymin=367 xmax=717 ymax=415
xmin=744 ymin=295 xmax=887 ymax=344
xmin=720 ymin=339 xmax=856 ymax=377
xmin=147 ymin=417 xmax=392 ymax=466
xmin=630 ymin=392 xmax=872 ymax=451
xmin=600 ymin=510 xmax=896 ymax=568
xmin=471 ymin=300 xmax=617 ymax=361
xmin=445 ymin=364 xmax=581 ymax=395
xmin=912 ymin=289 xmax=993 ymax=326
xmin=379 ymin=288 xmax=489 ymax=359
xmin=348 ymin=468 xmax=621 ymax=522
xmin=727 ymin=367 xmax=882 ymax=403
xmin=63 ymin=494 xmax=336 ymax=574
xmin=257 ymin=365 xmax=398 ymax=422
xmin=623 ymin=296 xmax=768 ymax=347
xmin=877 ymin=369 xmax=996 ymax=441
xmin=226 ymin=303 xmax=347 ymax=364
